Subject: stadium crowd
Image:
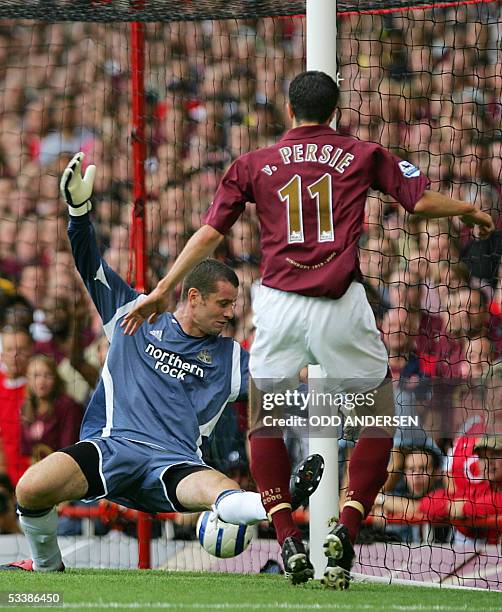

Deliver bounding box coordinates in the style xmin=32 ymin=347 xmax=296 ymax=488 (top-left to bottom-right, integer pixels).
xmin=0 ymin=3 xmax=501 ymax=543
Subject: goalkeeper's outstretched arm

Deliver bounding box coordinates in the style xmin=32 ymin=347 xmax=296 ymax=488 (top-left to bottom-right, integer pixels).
xmin=61 ymin=152 xmax=143 ymax=340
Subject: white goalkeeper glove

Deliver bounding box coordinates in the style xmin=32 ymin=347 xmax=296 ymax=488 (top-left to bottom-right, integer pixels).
xmin=60 ymin=152 xmax=96 ymax=216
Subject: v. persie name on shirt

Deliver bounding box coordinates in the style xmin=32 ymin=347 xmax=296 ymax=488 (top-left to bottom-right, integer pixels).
xmin=145 ymin=343 xmax=204 ymax=380
xmin=277 ymin=144 xmax=354 ymax=173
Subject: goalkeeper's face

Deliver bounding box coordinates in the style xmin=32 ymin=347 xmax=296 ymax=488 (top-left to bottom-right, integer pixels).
xmin=190 ymin=281 xmax=238 ymax=336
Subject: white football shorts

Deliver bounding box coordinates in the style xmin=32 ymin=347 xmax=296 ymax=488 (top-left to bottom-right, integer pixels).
xmin=249 ymin=281 xmax=389 ymax=393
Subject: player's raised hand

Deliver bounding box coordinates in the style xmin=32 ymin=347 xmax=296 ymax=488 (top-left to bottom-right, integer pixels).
xmin=60 ymin=152 xmax=96 ymax=216
xmin=120 ymin=286 xmax=170 ymax=335
xmin=460 ymin=209 xmax=495 ymax=240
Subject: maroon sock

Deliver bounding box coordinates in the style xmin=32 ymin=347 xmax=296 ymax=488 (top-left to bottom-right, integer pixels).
xmin=249 ymin=428 xmax=301 ymax=546
xmin=340 ymin=426 xmax=393 ymax=544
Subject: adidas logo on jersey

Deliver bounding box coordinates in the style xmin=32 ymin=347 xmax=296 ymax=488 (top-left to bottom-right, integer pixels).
xmin=149 ymin=329 xmax=163 ymax=341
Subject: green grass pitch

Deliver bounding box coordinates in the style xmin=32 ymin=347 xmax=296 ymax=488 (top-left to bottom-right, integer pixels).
xmin=0 ymin=570 xmax=501 ymax=611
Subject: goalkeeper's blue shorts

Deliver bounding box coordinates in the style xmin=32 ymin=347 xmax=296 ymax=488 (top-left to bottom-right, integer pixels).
xmin=61 ymin=436 xmax=210 ymax=513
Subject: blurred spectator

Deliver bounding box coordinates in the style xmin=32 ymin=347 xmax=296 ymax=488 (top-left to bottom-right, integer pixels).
xmin=15 ymin=219 xmax=45 ymax=268
xmin=381 ymin=307 xmax=442 ymax=489
xmin=382 ymin=307 xmax=418 ymax=376
xmin=3 ymin=294 xmax=34 ymax=331
xmin=35 ymin=295 xmax=73 ymax=364
xmin=0 ymin=326 xmax=32 ymax=485
xmin=401 ymin=375 xmax=501 ymax=544
xmin=21 ymin=355 xmax=82 ymax=464
xmin=18 ymin=264 xmax=47 ymax=310
xmin=440 ymin=286 xmax=492 ymax=378
xmin=373 ymin=446 xmax=445 ymax=542
xmin=0 ymin=474 xmax=20 ymax=535
xmin=0 ymin=219 xmax=21 ymax=280
xmin=464 ymin=431 xmax=502 ymax=532
xmin=39 ymin=94 xmax=95 ymax=167
xmin=34 ymin=294 xmax=96 ymax=403
xmin=228 ymin=218 xmax=260 ymax=266
xmin=69 ymin=302 xmax=107 ymax=391
xmin=360 ymin=234 xmax=398 ymax=312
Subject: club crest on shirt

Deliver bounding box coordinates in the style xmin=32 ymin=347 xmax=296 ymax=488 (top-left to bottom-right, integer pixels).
xmin=196 ymin=349 xmax=212 ymax=365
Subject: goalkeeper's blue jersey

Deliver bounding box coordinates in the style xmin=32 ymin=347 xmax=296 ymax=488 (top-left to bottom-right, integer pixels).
xmin=68 ymin=214 xmax=248 ymax=462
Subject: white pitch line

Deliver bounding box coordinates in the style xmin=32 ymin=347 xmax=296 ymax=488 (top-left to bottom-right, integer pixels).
xmin=351 ymin=572 xmax=496 ymax=593
xmin=19 ymin=603 xmax=502 ymax=611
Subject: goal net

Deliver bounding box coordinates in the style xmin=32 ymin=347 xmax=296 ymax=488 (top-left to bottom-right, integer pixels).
xmin=0 ymin=0 xmax=501 ymax=590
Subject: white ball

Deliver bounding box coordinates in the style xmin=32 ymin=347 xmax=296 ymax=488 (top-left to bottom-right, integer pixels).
xmin=196 ymin=511 xmax=254 ymax=558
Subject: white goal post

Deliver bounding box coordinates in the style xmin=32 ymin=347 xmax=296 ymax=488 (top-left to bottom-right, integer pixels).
xmin=306 ymin=0 xmax=339 ymax=580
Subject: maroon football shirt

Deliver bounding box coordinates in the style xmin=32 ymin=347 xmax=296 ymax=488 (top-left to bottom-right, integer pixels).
xmin=204 ymin=125 xmax=430 ymax=299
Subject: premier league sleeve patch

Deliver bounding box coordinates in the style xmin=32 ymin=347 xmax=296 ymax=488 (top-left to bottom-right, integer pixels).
xmin=398 ymin=160 xmax=421 ymax=178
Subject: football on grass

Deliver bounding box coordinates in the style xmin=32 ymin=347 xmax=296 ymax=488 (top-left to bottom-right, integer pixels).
xmin=196 ymin=511 xmax=254 ymax=558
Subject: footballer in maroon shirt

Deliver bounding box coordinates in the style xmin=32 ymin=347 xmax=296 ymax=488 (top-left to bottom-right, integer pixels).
xmin=204 ymin=125 xmax=428 ymax=300
xmin=123 ymin=71 xmax=494 ymax=587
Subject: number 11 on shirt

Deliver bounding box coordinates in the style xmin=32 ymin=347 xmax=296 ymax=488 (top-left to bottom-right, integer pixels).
xmin=278 ymin=173 xmax=334 ymax=244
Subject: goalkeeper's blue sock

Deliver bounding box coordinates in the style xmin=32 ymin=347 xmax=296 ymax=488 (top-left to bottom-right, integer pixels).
xmin=214 ymin=490 xmax=267 ymax=525
xmin=17 ymin=506 xmax=63 ymax=571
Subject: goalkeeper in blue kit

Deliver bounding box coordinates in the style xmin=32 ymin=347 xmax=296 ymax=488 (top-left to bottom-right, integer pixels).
xmin=0 ymin=153 xmax=322 ymax=572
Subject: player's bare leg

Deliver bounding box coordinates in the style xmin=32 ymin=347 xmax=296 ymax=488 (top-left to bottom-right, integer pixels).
xmin=1 ymin=452 xmax=89 ymax=572
xmin=323 ymin=377 xmax=395 ymax=589
xmin=247 ymin=377 xmax=314 ymax=584
xmin=175 ymin=469 xmax=267 ymax=525
xmin=17 ymin=452 xmax=89 ymax=508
